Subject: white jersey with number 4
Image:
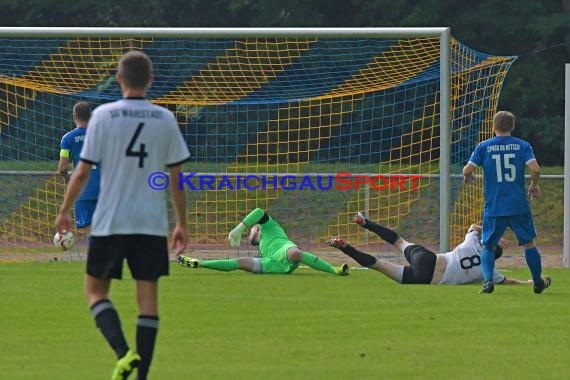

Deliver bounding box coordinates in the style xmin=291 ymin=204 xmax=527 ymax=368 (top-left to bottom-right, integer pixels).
xmin=438 ymin=230 xmax=505 ymax=284
xmin=81 ymin=98 xmax=190 ymax=237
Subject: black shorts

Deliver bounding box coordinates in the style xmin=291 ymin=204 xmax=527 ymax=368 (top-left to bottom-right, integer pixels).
xmin=87 ymin=234 xmax=169 ymax=281
xmin=402 ymin=244 xmax=436 ymax=284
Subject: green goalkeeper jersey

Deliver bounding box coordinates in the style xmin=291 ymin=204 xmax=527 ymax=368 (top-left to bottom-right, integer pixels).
xmin=258 ymin=216 xmax=297 ymax=258
xmin=242 ymin=208 xmax=297 ymax=258
xmin=239 ymin=208 xmax=337 ymax=276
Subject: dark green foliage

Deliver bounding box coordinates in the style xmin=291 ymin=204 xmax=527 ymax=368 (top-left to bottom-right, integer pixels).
xmin=0 ymin=0 xmax=567 ymax=164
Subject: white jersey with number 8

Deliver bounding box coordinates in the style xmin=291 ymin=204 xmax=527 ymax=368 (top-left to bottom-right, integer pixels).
xmin=438 ymin=230 xmax=505 ymax=284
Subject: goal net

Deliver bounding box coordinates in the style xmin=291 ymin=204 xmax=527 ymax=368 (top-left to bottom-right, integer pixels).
xmin=0 ymin=29 xmax=515 ymax=257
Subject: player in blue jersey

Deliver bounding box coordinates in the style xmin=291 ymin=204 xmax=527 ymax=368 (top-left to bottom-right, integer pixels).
xmin=463 ymin=111 xmax=551 ymax=294
xmin=57 ymin=101 xmax=100 ymax=238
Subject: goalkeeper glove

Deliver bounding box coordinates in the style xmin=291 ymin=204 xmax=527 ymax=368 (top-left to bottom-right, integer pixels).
xmin=228 ymin=222 xmax=246 ymax=247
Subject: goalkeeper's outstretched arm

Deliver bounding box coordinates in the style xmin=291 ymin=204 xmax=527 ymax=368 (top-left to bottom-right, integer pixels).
xmin=228 ymin=208 xmax=268 ymax=247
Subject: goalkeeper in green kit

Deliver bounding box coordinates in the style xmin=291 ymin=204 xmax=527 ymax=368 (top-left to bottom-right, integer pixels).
xmin=178 ymin=208 xmax=349 ymax=276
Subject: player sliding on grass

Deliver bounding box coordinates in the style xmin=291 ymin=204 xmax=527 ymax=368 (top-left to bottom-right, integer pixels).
xmin=327 ymin=212 xmax=542 ymax=286
xmin=178 ymin=207 xmax=349 ymax=276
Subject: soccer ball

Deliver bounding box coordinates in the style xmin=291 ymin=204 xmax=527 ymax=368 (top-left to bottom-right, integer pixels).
xmin=53 ymin=230 xmax=75 ymax=251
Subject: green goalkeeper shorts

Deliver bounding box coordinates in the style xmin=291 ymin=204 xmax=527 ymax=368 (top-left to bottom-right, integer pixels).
xmin=259 ymin=245 xmax=299 ymax=274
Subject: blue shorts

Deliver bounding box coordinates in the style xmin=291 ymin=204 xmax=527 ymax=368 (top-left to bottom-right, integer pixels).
xmin=482 ymin=213 xmax=537 ymax=246
xmin=74 ymin=199 xmax=97 ymax=229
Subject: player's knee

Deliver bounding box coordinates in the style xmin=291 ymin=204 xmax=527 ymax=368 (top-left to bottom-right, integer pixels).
xmin=522 ymin=241 xmax=535 ymax=249
xmin=85 ymin=291 xmax=107 ymax=307
xmin=236 ymin=257 xmax=255 ymax=272
xmin=395 ymin=238 xmax=413 ymax=253
xmin=287 ymin=248 xmax=303 ymax=262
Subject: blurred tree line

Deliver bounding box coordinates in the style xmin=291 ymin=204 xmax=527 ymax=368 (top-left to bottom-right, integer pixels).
xmin=0 ymin=0 xmax=568 ymax=165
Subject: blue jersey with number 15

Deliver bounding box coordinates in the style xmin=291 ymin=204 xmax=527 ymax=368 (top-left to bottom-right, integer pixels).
xmin=468 ymin=136 xmax=536 ymax=217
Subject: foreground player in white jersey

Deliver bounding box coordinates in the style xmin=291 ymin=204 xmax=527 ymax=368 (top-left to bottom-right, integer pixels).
xmin=327 ymin=212 xmax=533 ymax=285
xmin=56 ymin=51 xmax=190 ymax=380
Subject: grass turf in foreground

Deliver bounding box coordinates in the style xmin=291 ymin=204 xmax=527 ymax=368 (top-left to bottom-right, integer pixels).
xmin=0 ymin=263 xmax=568 ymax=380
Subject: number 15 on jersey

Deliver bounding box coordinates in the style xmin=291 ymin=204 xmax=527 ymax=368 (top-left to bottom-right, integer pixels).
xmin=491 ymin=153 xmax=516 ymax=182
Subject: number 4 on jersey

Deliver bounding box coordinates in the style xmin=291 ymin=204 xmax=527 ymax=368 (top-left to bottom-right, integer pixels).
xmin=126 ymin=122 xmax=148 ymax=168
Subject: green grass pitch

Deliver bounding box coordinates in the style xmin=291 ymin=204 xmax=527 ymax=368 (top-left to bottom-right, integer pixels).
xmin=1 ymin=262 xmax=568 ymax=379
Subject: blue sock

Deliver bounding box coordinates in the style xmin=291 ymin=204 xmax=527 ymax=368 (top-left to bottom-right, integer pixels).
xmin=524 ymin=247 xmax=542 ymax=284
xmin=480 ymin=246 xmax=496 ymax=282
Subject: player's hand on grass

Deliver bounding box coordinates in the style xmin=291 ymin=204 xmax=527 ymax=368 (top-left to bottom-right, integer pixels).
xmin=55 ymin=212 xmax=72 ymax=234
xmin=171 ymin=224 xmax=187 ymax=256
xmin=528 ymin=183 xmax=540 ymax=200
xmin=228 ymin=223 xmax=246 ymax=247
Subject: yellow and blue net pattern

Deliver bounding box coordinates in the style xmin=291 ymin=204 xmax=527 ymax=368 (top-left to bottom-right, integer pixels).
xmin=0 ymin=36 xmax=515 ymax=253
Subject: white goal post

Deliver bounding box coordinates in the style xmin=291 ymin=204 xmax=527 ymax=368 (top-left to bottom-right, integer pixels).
xmin=1 ymin=27 xmax=565 ymax=265
xmin=562 ymin=63 xmax=570 ymax=268
xmin=0 ymin=26 xmax=455 ymax=253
